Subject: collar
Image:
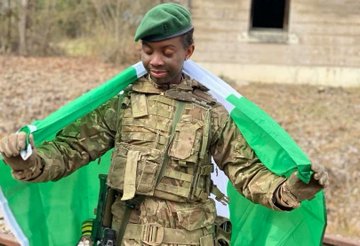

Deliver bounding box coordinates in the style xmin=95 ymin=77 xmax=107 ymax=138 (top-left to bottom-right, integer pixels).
xmin=131 ymin=74 xmax=216 ymax=105
xmin=132 ymin=73 xmax=208 ymax=94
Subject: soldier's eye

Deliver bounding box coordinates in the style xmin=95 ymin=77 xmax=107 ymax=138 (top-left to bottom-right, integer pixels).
xmin=142 ymin=45 xmax=153 ymax=55
xmin=163 ymin=49 xmax=175 ymax=57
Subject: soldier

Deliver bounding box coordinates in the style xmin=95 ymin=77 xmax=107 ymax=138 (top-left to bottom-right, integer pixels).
xmin=0 ymin=3 xmax=328 ymax=246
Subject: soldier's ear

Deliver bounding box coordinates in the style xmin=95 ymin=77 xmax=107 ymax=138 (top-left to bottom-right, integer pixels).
xmin=185 ymin=44 xmax=195 ymax=60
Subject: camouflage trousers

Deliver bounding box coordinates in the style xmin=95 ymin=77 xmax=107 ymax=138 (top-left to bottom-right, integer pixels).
xmin=111 ymin=196 xmax=217 ymax=246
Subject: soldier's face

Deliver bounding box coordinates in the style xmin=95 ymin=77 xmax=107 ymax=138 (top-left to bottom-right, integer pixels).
xmin=141 ymin=36 xmax=194 ymax=86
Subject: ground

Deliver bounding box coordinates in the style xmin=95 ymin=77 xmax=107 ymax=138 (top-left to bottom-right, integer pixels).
xmin=0 ymin=56 xmax=359 ymax=242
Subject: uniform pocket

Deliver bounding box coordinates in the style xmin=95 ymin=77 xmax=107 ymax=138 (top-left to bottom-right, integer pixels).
xmin=108 ymin=144 xmax=162 ymax=196
xmin=169 ymin=120 xmax=203 ymax=160
xmin=176 ymin=199 xmax=216 ymax=231
xmin=136 ymin=160 xmax=160 ymax=194
xmin=107 ymin=146 xmax=127 ymax=190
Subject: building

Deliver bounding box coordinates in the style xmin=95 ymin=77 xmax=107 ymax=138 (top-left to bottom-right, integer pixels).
xmin=182 ymin=0 xmax=360 ymax=87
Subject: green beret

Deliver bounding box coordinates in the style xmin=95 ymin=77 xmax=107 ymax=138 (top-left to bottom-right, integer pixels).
xmin=134 ymin=3 xmax=193 ymax=42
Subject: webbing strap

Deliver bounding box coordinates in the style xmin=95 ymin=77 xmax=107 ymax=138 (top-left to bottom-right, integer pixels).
xmin=156 ymin=182 xmax=191 ymax=198
xmin=121 ymin=150 xmax=140 ymax=201
xmin=116 ymin=196 xmax=145 ymax=246
xmin=124 ymin=223 xmax=206 ymax=245
xmin=163 ymin=169 xmax=193 ymax=182
xmin=116 ymin=206 xmax=132 ymax=246
xmin=198 ymin=165 xmax=212 ymax=175
xmin=200 ymin=109 xmax=211 ymax=160
xmin=211 ymin=184 xmax=229 ymax=205
xmin=155 ymin=101 xmax=185 ymax=187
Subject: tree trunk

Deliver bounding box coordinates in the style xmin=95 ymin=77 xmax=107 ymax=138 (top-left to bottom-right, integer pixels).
xmin=6 ymin=0 xmax=12 ymax=52
xmin=18 ymin=0 xmax=28 ymax=55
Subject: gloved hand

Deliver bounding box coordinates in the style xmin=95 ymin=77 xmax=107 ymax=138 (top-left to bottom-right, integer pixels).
xmin=274 ymin=164 xmax=329 ymax=209
xmin=0 ymin=132 xmax=37 ymax=171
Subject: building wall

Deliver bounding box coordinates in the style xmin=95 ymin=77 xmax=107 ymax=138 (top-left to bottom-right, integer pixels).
xmin=190 ymin=0 xmax=360 ymax=86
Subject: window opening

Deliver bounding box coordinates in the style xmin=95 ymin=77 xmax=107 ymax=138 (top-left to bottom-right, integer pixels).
xmin=250 ymin=0 xmax=290 ymax=31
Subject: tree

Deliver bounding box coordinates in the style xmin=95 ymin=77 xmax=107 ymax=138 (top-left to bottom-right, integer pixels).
xmin=18 ymin=0 xmax=28 ymax=55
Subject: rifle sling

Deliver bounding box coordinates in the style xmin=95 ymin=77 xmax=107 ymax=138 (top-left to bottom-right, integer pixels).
xmin=116 ymin=195 xmax=144 ymax=246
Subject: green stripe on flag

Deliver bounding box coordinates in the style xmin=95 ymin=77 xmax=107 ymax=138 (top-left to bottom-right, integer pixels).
xmin=1 ymin=152 xmax=113 ymax=245
xmin=0 ymin=64 xmax=141 ymax=245
xmin=228 ymin=183 xmax=326 ymax=246
xmin=225 ymin=95 xmax=326 ymax=246
xmin=227 ymin=95 xmax=312 ymax=182
xmin=26 ymin=65 xmax=139 ymax=144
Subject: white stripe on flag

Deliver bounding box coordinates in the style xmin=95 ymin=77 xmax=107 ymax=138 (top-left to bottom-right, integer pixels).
xmin=0 ymin=188 xmax=29 ymax=246
xmin=132 ymin=62 xmax=147 ymax=78
xmin=183 ymin=60 xmax=242 ymax=113
xmin=183 ymin=60 xmax=247 ymax=218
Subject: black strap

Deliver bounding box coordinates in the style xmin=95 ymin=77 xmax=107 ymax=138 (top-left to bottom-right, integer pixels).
xmin=116 ymin=196 xmax=145 ymax=246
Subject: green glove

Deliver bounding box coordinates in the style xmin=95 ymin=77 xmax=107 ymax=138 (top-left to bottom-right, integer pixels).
xmin=275 ymin=164 xmax=329 ymax=209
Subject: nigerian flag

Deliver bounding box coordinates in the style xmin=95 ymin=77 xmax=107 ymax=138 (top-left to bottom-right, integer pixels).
xmin=0 ymin=60 xmax=326 ymax=246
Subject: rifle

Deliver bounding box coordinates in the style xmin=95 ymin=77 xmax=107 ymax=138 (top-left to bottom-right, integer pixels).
xmin=91 ymin=174 xmax=117 ymax=246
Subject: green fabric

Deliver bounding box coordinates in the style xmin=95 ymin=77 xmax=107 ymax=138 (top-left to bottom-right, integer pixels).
xmin=228 ymin=183 xmax=326 ymax=246
xmin=134 ymin=3 xmax=193 ymax=42
xmin=19 ymin=66 xmax=137 ymax=144
xmin=0 ymin=151 xmax=112 ymax=245
xmin=226 ymin=95 xmax=326 ymax=245
xmin=0 ymin=66 xmax=139 ymax=246
xmin=227 ymin=95 xmax=312 ymax=182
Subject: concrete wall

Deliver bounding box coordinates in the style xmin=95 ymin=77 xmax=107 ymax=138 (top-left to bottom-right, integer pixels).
xmin=190 ymin=0 xmax=360 ymax=87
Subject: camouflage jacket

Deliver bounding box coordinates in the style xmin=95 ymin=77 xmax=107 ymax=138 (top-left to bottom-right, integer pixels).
xmin=13 ymin=75 xmax=285 ymax=210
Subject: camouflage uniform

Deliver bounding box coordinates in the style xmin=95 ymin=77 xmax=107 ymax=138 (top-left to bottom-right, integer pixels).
xmin=13 ymin=75 xmax=286 ymax=245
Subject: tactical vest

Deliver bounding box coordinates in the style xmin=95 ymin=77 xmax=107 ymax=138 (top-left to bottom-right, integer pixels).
xmin=107 ymin=76 xmax=219 ymax=203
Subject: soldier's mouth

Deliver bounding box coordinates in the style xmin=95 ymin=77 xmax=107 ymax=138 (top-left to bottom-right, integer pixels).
xmin=150 ymin=70 xmax=167 ymax=79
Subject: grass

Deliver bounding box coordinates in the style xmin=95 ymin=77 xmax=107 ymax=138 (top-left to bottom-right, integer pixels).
xmin=57 ymin=37 xmax=94 ymax=57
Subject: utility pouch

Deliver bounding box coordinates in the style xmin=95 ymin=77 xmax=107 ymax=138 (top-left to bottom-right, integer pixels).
xmin=200 ymin=234 xmax=215 ymax=246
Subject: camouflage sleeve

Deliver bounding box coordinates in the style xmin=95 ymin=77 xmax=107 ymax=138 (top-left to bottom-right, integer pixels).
xmin=15 ymin=95 xmax=121 ymax=182
xmin=210 ymin=107 xmax=286 ymax=210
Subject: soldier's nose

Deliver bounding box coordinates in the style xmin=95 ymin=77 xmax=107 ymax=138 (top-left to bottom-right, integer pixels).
xmin=150 ymin=54 xmax=164 ymax=67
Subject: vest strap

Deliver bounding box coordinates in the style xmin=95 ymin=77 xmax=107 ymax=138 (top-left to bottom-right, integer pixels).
xmin=121 ymin=150 xmax=140 ymax=201
xmin=124 ymin=223 xmax=211 ymax=245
